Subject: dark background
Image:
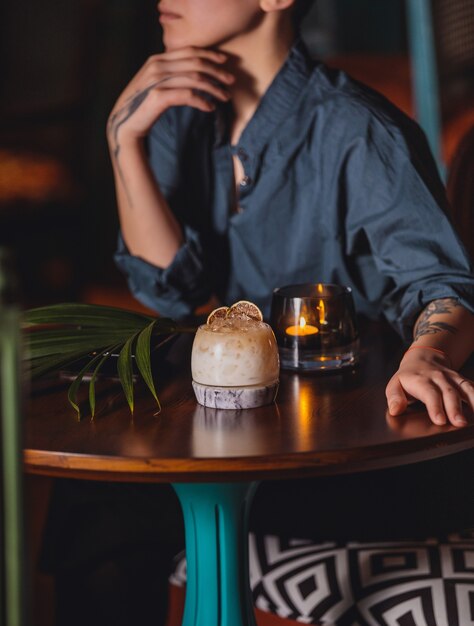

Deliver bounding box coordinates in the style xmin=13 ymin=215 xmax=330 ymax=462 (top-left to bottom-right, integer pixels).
xmin=0 ymin=0 xmax=406 ymax=308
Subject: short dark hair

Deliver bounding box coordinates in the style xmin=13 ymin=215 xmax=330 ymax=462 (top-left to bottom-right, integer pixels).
xmin=292 ymin=0 xmax=315 ymax=27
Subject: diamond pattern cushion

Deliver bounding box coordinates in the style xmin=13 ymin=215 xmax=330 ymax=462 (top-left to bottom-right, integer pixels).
xmin=166 ymin=529 xmax=474 ymax=626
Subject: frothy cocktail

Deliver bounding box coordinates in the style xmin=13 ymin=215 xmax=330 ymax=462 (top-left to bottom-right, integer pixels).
xmin=191 ymin=302 xmax=280 ymax=409
xmin=192 ymin=318 xmax=279 ymax=387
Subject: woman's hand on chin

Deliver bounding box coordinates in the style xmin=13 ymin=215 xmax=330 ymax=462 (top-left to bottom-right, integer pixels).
xmin=107 ymin=46 xmax=235 ymax=149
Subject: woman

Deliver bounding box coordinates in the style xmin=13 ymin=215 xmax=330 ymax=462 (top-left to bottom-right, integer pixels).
xmin=107 ymin=5 xmax=474 ymax=622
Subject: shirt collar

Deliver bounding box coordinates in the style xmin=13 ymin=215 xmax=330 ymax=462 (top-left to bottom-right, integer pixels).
xmin=214 ymin=38 xmax=315 ymax=153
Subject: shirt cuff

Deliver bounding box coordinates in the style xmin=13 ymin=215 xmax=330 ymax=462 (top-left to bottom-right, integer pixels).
xmin=114 ymin=229 xmax=209 ymax=319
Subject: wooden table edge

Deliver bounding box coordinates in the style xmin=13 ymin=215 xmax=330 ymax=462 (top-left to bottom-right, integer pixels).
xmin=23 ymin=424 xmax=474 ymax=482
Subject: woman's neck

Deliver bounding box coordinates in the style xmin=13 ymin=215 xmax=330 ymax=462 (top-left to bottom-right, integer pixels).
xmin=219 ymin=19 xmax=295 ymax=145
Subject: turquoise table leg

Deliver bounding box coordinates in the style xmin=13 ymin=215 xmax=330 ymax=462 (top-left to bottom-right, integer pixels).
xmin=172 ymin=482 xmax=259 ymax=626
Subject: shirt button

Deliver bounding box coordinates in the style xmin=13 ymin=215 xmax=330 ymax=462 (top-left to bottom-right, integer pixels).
xmin=237 ymin=148 xmax=248 ymax=161
xmin=240 ymin=175 xmax=252 ymax=187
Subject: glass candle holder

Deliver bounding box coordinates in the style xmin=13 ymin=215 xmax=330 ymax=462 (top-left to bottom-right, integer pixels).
xmin=270 ymin=283 xmax=359 ymax=371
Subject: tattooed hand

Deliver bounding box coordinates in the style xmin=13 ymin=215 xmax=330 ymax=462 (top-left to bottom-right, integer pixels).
xmin=385 ymin=298 xmax=474 ymax=428
xmin=107 ymin=46 xmax=233 ymax=166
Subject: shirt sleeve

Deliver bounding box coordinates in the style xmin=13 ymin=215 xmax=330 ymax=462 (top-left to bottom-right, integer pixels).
xmin=343 ymin=110 xmax=474 ymax=341
xmin=113 ymin=111 xmax=212 ymax=319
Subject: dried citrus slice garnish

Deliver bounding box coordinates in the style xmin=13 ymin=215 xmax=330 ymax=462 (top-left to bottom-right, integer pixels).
xmin=227 ymin=300 xmax=263 ymax=322
xmin=206 ymin=306 xmax=230 ymax=325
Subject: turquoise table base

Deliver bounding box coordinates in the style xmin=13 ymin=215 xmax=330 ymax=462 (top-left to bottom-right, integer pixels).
xmin=172 ymin=482 xmax=259 ymax=626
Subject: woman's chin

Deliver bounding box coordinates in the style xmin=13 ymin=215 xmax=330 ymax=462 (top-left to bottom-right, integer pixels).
xmin=162 ymin=30 xmax=201 ymax=51
xmin=163 ymin=29 xmax=224 ymax=53
xmin=162 ymin=35 xmax=182 ymax=52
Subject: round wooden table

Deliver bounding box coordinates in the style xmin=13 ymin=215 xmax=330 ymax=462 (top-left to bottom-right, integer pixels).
xmin=23 ymin=321 xmax=474 ymax=626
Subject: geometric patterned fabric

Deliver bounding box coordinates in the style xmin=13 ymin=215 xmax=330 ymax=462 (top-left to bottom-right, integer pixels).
xmin=169 ymin=528 xmax=474 ymax=626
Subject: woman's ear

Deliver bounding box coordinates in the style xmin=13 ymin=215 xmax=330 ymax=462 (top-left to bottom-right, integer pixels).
xmin=260 ymin=0 xmax=296 ymax=13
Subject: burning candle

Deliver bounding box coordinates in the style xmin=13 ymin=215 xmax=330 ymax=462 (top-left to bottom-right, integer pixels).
xmin=285 ymin=316 xmax=319 ymax=337
xmin=270 ymin=283 xmax=360 ymax=371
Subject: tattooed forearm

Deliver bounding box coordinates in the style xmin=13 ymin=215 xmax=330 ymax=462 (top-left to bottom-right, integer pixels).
xmin=107 ymin=78 xmax=170 ymax=206
xmin=413 ymin=298 xmax=461 ymax=340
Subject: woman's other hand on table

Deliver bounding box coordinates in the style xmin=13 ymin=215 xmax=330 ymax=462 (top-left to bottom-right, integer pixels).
xmin=385 ymin=348 xmax=474 ymax=427
xmin=386 ymin=299 xmax=474 ymax=427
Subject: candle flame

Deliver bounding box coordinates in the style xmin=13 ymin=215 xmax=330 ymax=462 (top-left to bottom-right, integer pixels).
xmin=318 ymin=299 xmax=326 ymax=325
xmin=286 ymin=317 xmax=318 ymax=336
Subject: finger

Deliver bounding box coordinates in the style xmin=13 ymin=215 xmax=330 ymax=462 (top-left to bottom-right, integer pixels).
xmin=385 ymin=375 xmax=408 ymax=415
xmin=156 ymin=74 xmax=231 ymax=102
xmin=157 ymin=88 xmax=216 ymax=113
xmin=157 ymin=46 xmax=228 ymax=64
xmin=158 ymin=57 xmax=235 ymax=85
xmin=458 ymin=378 xmax=474 ymax=411
xmin=439 ymin=383 xmax=466 ymax=427
xmin=412 ymin=382 xmax=447 ymax=425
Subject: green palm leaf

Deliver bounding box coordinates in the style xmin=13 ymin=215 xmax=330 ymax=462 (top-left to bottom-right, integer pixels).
xmin=23 ymin=303 xmax=156 ymax=327
xmin=117 ymin=333 xmax=139 ymax=415
xmin=26 ymin=333 xmax=135 ymax=359
xmin=22 ymin=302 xmax=195 ymax=417
xmin=89 ymin=350 xmax=116 ymax=419
xmin=135 ymin=320 xmax=160 ymax=412
xmin=27 ymin=351 xmax=95 ymax=379
xmin=67 ymin=348 xmax=114 ymax=419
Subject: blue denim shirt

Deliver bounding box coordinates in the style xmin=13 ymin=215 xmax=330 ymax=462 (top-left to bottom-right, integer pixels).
xmin=115 ymin=39 xmax=474 ymax=341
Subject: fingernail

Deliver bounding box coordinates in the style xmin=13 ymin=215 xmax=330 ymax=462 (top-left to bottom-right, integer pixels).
xmin=434 ymin=414 xmax=446 ymax=425
xmin=454 ymin=415 xmax=467 ymax=426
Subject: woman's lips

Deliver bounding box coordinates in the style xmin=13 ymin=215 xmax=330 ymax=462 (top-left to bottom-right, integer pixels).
xmin=159 ymin=10 xmax=181 ymax=22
